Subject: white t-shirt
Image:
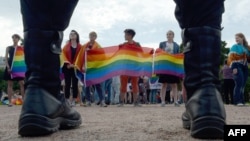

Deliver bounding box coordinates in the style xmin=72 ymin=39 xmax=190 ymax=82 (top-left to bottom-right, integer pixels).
xmin=165 ymin=42 xmax=174 ymax=54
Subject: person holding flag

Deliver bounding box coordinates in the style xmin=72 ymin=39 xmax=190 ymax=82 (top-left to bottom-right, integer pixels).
xmin=4 ymin=34 xmax=25 ymax=107
xmin=61 ymin=30 xmax=82 ymax=106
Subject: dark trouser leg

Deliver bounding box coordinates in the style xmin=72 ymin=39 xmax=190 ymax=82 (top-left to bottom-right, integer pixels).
xmin=224 ymin=79 xmax=230 ymax=104
xmin=234 ymin=65 xmax=248 ymax=105
xmin=85 ymin=86 xmax=92 ymax=102
xmin=242 ymin=66 xmax=248 ymax=104
xmin=233 ymin=66 xmax=243 ymax=105
xmin=105 ymin=79 xmax=112 ymax=103
xmin=229 ymin=79 xmax=235 ymax=104
xmin=64 ymin=71 xmax=72 ymax=99
xmin=95 ymin=84 xmax=104 ymax=101
xmin=19 ymin=0 xmax=81 ymax=136
xmin=71 ymin=71 xmax=79 ymax=99
xmin=174 ymin=0 xmax=226 ymax=139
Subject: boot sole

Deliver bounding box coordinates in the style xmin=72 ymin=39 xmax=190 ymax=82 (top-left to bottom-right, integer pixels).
xmin=190 ymin=116 xmax=225 ymax=139
xmin=18 ymin=114 xmax=81 ymax=136
xmin=182 ymin=118 xmax=191 ymax=129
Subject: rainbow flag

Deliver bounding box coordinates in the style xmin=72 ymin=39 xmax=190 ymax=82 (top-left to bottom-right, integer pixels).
xmin=85 ymin=46 xmax=154 ymax=86
xmin=149 ymin=74 xmax=159 ymax=84
xmin=11 ymin=46 xmax=26 ymax=79
xmin=149 ymin=75 xmax=162 ymax=89
xmin=154 ymin=48 xmax=184 ymax=78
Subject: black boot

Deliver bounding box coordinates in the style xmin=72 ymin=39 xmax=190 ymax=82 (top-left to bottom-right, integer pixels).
xmin=18 ymin=30 xmax=82 ymax=136
xmin=181 ymin=27 xmax=226 ymax=139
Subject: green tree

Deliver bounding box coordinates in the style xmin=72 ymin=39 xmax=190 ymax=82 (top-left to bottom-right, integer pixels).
xmin=220 ymin=41 xmax=229 ymax=65
xmin=0 ymin=68 xmax=7 ymax=92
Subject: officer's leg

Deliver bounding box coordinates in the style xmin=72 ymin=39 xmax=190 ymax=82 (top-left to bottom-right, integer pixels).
xmin=174 ymin=0 xmax=226 ymax=139
xmin=18 ymin=0 xmax=81 ymax=136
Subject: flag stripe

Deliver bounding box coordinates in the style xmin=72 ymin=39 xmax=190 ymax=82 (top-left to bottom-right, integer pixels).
xmin=87 ymin=55 xmax=152 ymax=68
xmin=87 ymin=60 xmax=152 ymax=79
xmin=12 ymin=61 xmax=26 ymax=66
xmin=154 ymin=55 xmax=183 ymax=64
xmin=86 ymin=70 xmax=149 ymax=86
xmin=11 ymin=46 xmax=26 ymax=79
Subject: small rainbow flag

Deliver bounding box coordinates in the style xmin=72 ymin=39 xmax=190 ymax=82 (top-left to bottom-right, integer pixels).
xmin=11 ymin=46 xmax=26 ymax=79
xmin=85 ymin=45 xmax=154 ymax=86
xmin=154 ymin=48 xmax=184 ymax=78
xmin=149 ymin=74 xmax=159 ymax=84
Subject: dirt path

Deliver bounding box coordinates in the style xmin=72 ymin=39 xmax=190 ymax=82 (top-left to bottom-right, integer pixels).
xmin=0 ymin=104 xmax=249 ymax=141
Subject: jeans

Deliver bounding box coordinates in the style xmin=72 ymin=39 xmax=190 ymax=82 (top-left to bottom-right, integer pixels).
xmin=223 ymin=79 xmax=235 ymax=104
xmin=111 ymin=83 xmax=120 ymax=104
xmin=149 ymin=89 xmax=157 ymax=103
xmin=81 ymin=86 xmax=85 ymax=102
xmin=85 ymin=83 xmax=103 ymax=102
xmin=111 ymin=76 xmax=121 ymax=104
xmin=104 ymin=79 xmax=112 ymax=103
xmin=233 ymin=64 xmax=248 ymax=104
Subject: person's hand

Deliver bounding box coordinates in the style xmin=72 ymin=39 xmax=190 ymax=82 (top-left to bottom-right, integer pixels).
xmin=70 ymin=64 xmax=75 ymax=68
xmin=67 ymin=64 xmax=74 ymax=69
xmin=7 ymin=67 xmax=11 ymax=73
xmin=118 ymin=44 xmax=123 ymax=49
xmin=82 ymin=66 xmax=85 ymax=72
xmin=233 ymin=68 xmax=237 ymax=74
xmin=67 ymin=64 xmax=71 ymax=69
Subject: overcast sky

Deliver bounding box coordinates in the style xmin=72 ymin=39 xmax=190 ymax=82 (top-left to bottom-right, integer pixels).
xmin=0 ymin=0 xmax=250 ymax=56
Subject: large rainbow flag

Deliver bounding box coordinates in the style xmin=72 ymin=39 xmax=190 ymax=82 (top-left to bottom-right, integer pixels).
xmin=73 ymin=46 xmax=184 ymax=86
xmin=85 ymin=46 xmax=154 ymax=86
xmin=154 ymin=48 xmax=184 ymax=78
xmin=11 ymin=46 xmax=26 ymax=79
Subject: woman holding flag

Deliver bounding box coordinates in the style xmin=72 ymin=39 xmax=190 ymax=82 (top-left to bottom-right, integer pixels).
xmin=62 ymin=30 xmax=82 ymax=106
xmin=75 ymin=31 xmax=107 ymax=107
xmin=158 ymin=30 xmax=180 ymax=107
xmin=4 ymin=34 xmax=25 ymax=107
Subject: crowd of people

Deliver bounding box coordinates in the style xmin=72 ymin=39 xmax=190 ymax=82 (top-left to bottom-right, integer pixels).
xmin=64 ymin=29 xmax=250 ymax=108
xmin=58 ymin=30 xmax=250 ymax=108
xmin=76 ymin=75 xmax=184 ymax=107
xmin=59 ymin=29 xmax=185 ymax=108
xmin=3 ymin=31 xmax=250 ymax=108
